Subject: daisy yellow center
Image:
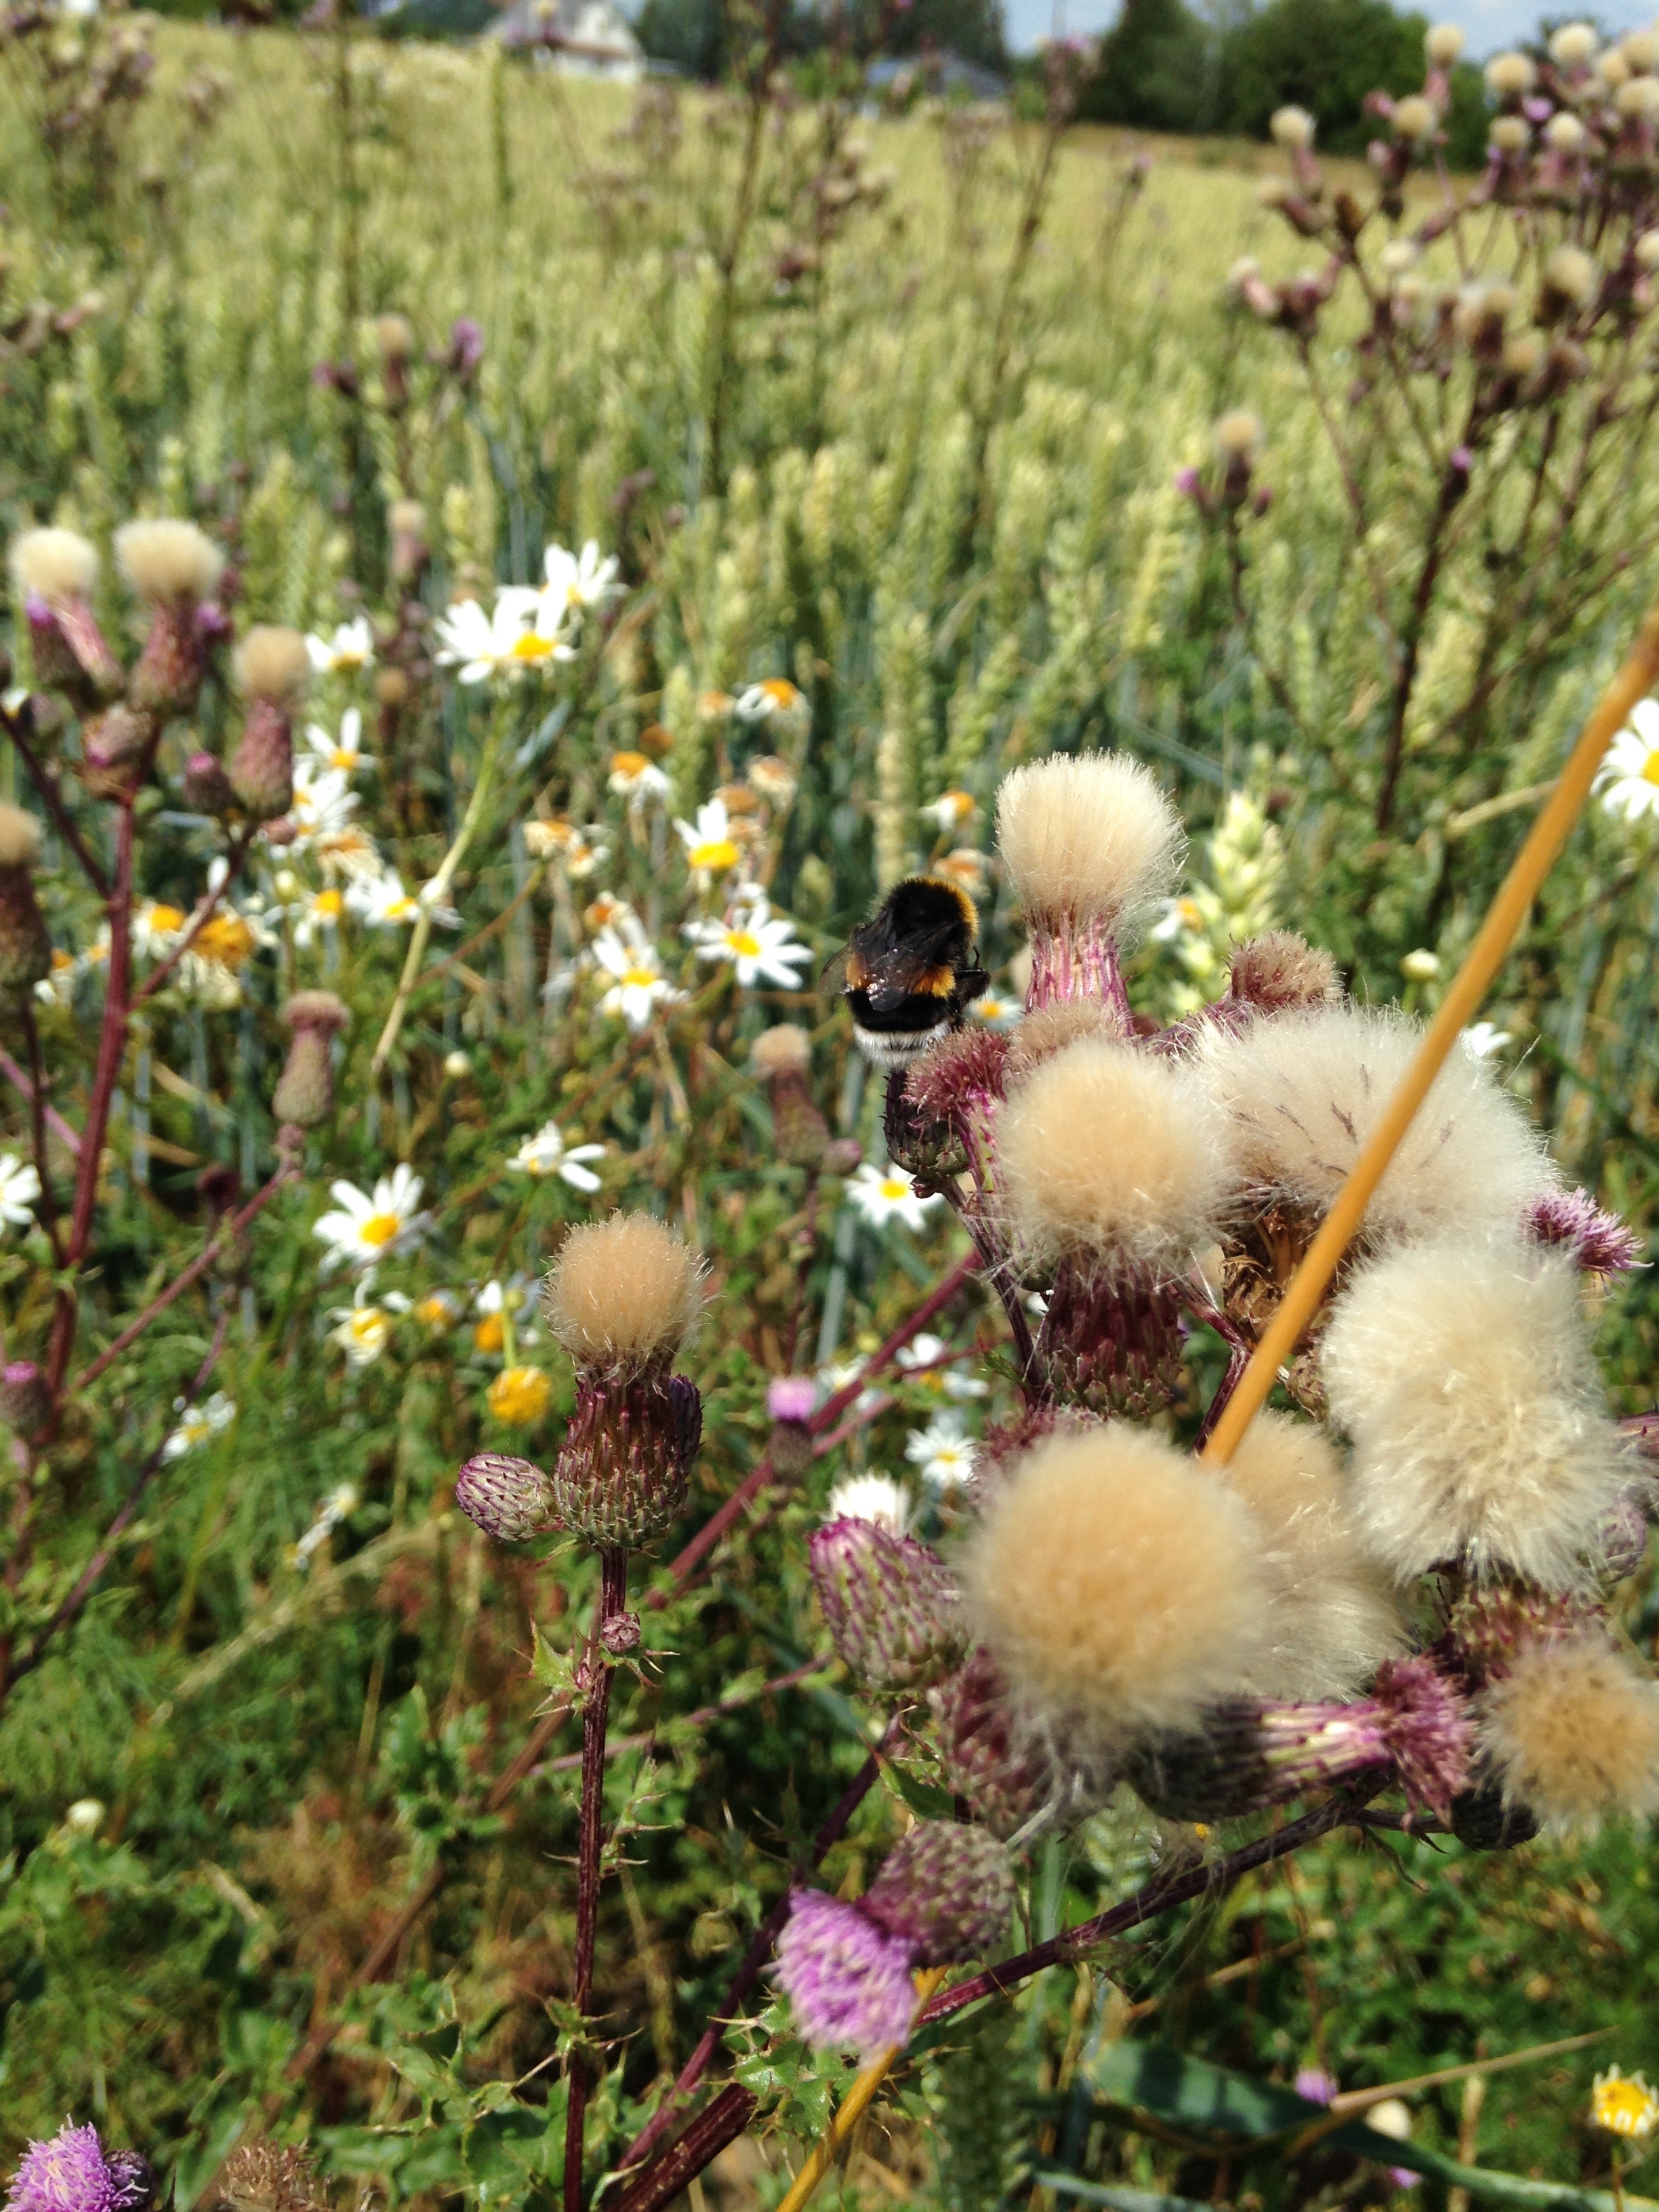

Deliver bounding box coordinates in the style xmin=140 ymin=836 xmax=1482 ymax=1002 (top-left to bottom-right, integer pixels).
xmin=148 ymin=903 xmax=187 ymax=933
xmin=50 ymin=948 xmax=73 ymax=972
xmin=350 ymin=1311 xmax=384 ymax=1341
xmin=314 ymin=890 xmax=344 ymax=920
xmin=611 ymin=751 xmax=650 ymax=777
xmin=622 ymin=964 xmax=659 ymax=990
xmin=386 ymin=897 xmax=417 ymax=921
xmin=510 ymin=630 xmax=556 ymax=663
xmin=179 ymin=1418 xmax=209 ymax=1445
xmin=335 ymin=651 xmax=366 ymax=670
xmin=489 ymin=1364 xmax=551 ymax=1426
xmin=880 ymin=1178 xmax=908 ymax=1201
xmin=690 ymin=838 xmax=739 ymax=871
xmin=415 ymin=1296 xmax=451 ymax=1326
xmin=1643 ymin=752 xmax=1659 ymax=786
xmin=1593 ymin=2078 xmax=1659 ymax=2137
xmin=726 ymin=928 xmax=761 ymax=957
xmin=197 ymin=914 xmax=257 ymax=968
xmin=360 ymin=1210 xmax=403 ymax=1249
xmin=474 ymin=1313 xmax=506 ymax=1353
xmin=329 ymin=747 xmax=356 ymax=770
xmin=762 ymin=679 xmax=798 ymax=706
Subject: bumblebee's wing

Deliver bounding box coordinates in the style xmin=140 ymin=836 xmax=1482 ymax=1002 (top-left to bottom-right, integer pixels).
xmin=861 ymin=922 xmax=970 ymax=1012
xmin=819 ymin=943 xmax=854 ymax=996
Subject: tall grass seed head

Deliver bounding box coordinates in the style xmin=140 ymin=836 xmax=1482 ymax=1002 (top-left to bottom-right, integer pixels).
xmin=544 ymin=1213 xmax=706 ymax=1374
xmin=996 ymin=1038 xmax=1237 ymax=1273
xmin=995 ymin=752 xmax=1184 ymax=937
xmin=1321 ymin=1240 xmax=1632 ymax=1586
xmin=962 ymin=1424 xmax=1277 ymax=1741
xmin=10 ymin=525 xmax=97 ymax=604
xmin=1480 ymin=1637 xmax=1659 ymax=1832
xmin=235 ymin=624 xmax=311 ymax=701
xmin=114 ymin=518 xmax=224 ymax=603
xmin=1216 ymin=1410 xmax=1406 ymax=1697
xmin=1196 ymin=1003 xmax=1553 ymax=1246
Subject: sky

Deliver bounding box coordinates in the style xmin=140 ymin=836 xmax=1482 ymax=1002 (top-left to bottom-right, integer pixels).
xmin=1004 ymin=0 xmax=1654 ymax=53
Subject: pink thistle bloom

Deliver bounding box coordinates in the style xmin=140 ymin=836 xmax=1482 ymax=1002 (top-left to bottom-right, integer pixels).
xmin=775 ymin=1889 xmax=919 ymax=2055
xmin=5 ymin=2125 xmax=150 ymax=2212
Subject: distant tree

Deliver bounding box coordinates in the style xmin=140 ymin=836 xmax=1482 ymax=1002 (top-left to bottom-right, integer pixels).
xmin=1213 ymin=0 xmax=1431 ymax=152
xmin=636 ymin=0 xmax=727 ymax=75
xmin=884 ymin=0 xmax=1009 ymax=72
xmin=1078 ymin=0 xmax=1212 ymax=129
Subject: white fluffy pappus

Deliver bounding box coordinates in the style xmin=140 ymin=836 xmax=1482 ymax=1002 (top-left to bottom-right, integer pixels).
xmin=1480 ymin=1637 xmax=1659 ymax=1834
xmin=1216 ymin=1410 xmax=1405 ymax=1698
xmin=1196 ymin=1003 xmax=1555 ymax=1244
xmin=10 ymin=526 xmax=98 ymax=603
xmin=114 ymin=518 xmax=224 ymax=603
xmin=961 ymin=1423 xmax=1277 ymax=1742
xmin=1321 ymin=1239 xmax=1631 ymax=1588
xmin=995 ymin=752 xmax=1185 ymax=938
xmin=995 ymin=1038 xmax=1239 ymax=1275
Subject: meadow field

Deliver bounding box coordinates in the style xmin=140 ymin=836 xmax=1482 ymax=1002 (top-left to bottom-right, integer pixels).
xmin=4 ymin=17 xmax=1659 ymax=2210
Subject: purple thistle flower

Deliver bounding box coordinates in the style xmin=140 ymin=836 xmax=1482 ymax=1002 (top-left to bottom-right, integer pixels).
xmin=775 ymin=1889 xmax=919 ymax=2055
xmin=1294 ymin=2068 xmax=1336 ymax=2105
xmin=5 ymin=2125 xmax=150 ymax=2212
xmin=1528 ymin=1187 xmax=1643 ymax=1277
xmin=1372 ymin=1655 xmax=1473 ymax=1821
xmin=766 ymin=1376 xmax=817 ymax=1425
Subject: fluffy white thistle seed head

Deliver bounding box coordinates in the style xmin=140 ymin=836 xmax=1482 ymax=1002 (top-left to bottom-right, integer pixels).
xmin=1549 ymin=22 xmax=1599 ymax=65
xmin=1425 ymin=21 xmax=1464 ymax=63
xmin=0 ymin=804 xmax=42 ymax=869
xmin=543 ymin=1213 xmax=706 ymax=1373
xmin=115 ymin=518 xmax=224 ymax=603
xmin=235 ymin=625 xmax=311 ymax=701
xmin=962 ymin=1424 xmax=1277 ymax=1741
xmin=9 ymin=525 xmax=98 ymax=603
xmin=1393 ymin=94 xmax=1436 ymax=139
xmin=995 ymin=752 xmax=1184 ymax=939
xmin=1321 ymin=1239 xmax=1631 ymax=1587
xmin=1270 ymin=104 xmax=1315 ymax=148
xmin=1485 ymin=49 xmax=1536 ymax=94
xmin=1195 ymin=1003 xmax=1554 ymax=1246
xmin=996 ymin=1038 xmax=1237 ymax=1273
xmin=1481 ymin=1639 xmax=1659 ymax=1834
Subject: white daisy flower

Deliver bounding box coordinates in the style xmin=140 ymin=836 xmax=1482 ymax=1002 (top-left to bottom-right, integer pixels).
xmin=905 ymin=1412 xmax=978 ymax=1492
xmin=434 ymin=588 xmax=572 ymax=684
xmin=922 ymin=789 xmax=977 ymax=832
xmin=608 ymin=750 xmax=672 ymax=804
xmin=823 ymin=1473 xmax=913 ymax=1534
xmin=594 ymin=925 xmax=682 ymax=1030
xmin=284 ymin=763 xmax=359 ymax=851
xmin=306 ymin=617 xmax=375 ymax=676
xmin=413 ymin=1286 xmax=463 ymax=1330
xmin=896 ymin=1331 xmax=989 ymax=1399
xmin=686 ymin=899 xmax=812 ymax=989
xmin=507 ymin=1121 xmax=607 ymax=1191
xmin=304 ymin=707 xmax=374 ymax=777
xmin=313 ymin=1164 xmax=426 ymax=1272
xmin=131 ymin=899 xmax=190 ymax=959
xmin=523 ymin=817 xmax=609 ymax=877
xmin=541 ymin=539 xmax=621 ymax=622
xmin=162 ymin=1389 xmax=236 ymax=1460
xmin=0 ymin=1153 xmax=41 ymax=1229
xmin=675 ymin=796 xmax=743 ymax=878
xmin=329 ymin=1288 xmax=395 ymax=1368
xmin=292 ymin=886 xmax=348 ymax=949
xmin=817 ymin=1359 xmax=884 ymax=1420
xmin=1151 ymin=895 xmax=1208 ymax=943
xmin=735 ymin=678 xmax=805 ymax=722
xmin=1596 ymin=697 xmax=1659 ymax=822
xmin=471 ymin=1273 xmax=536 ymax=1353
xmin=845 ymin=1160 xmax=941 ymax=1233
xmin=293 ymin=1481 xmax=361 ymax=1568
xmin=1462 ymin=1020 xmax=1514 ymax=1060
xmin=966 ymin=990 xmax=1022 ymax=1030
xmin=347 ymin=871 xmax=460 ymax=930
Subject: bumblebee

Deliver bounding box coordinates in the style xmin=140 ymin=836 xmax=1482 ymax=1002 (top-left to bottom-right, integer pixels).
xmin=823 ymin=876 xmax=988 ymax=1068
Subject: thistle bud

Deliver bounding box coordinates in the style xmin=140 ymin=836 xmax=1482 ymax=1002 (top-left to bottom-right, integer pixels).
xmin=930 ymin=1644 xmax=1057 ymax=1839
xmin=1 ymin=1358 xmax=50 ymax=1434
xmin=81 ymin=703 xmax=155 ymax=798
xmin=115 ymin=518 xmax=224 ymax=717
xmin=861 ymin=1820 xmax=1015 ymax=1961
xmin=552 ymin=1369 xmax=701 ymax=1547
xmin=228 ymin=626 xmax=309 ymax=821
xmin=1528 ymin=1187 xmax=1643 ymax=1275
xmin=1227 ymin=930 xmax=1340 ymax=1016
xmin=182 ymin=749 xmax=237 ymax=818
xmin=810 ymin=1515 xmax=964 ymax=1693
xmin=455 ymin=1450 xmax=558 ymax=1540
xmin=752 ymin=1023 xmax=830 ymax=1166
xmin=272 ymin=989 xmax=348 ymax=1128
xmin=0 ymin=804 xmax=52 ymax=992
xmin=766 ymin=1373 xmax=817 ymax=1477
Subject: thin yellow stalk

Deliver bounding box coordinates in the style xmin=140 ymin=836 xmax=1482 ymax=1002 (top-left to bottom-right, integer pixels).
xmin=1202 ymin=595 xmax=1659 ymax=1471
xmin=774 ymin=1968 xmax=949 ymax=2212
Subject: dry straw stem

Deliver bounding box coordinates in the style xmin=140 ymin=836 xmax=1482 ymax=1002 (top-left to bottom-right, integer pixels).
xmin=1480 ymin=1639 xmax=1659 ymax=1832
xmin=1216 ymin=1410 xmax=1404 ymax=1696
xmin=543 ymin=1213 xmax=705 ymax=1371
xmin=1321 ymin=1240 xmax=1628 ymax=1586
xmin=9 ymin=526 xmax=98 ymax=601
xmin=235 ymin=624 xmax=311 ymax=699
xmin=1202 ymin=589 xmax=1659 ymax=1471
xmin=996 ymin=750 xmax=1184 ymax=934
xmin=113 ymin=517 xmax=224 ymax=601
xmin=996 ymin=1038 xmax=1236 ymax=1269
xmin=1197 ymin=1004 xmax=1552 ymax=1246
xmin=964 ymin=1425 xmax=1275 ymax=1737
xmin=0 ymin=804 xmax=42 ymax=869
